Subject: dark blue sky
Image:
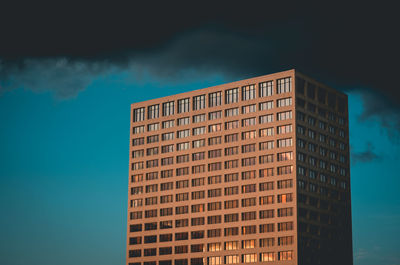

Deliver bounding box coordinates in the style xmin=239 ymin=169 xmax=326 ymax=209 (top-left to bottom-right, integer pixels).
xmin=0 ymin=71 xmax=399 ymax=265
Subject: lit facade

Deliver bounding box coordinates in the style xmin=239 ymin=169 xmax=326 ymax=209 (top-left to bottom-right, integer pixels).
xmin=126 ymin=69 xmax=352 ymax=265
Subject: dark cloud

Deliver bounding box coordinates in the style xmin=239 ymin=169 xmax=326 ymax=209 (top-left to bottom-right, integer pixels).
xmin=1 ymin=1 xmax=399 ymax=131
xmin=352 ymin=142 xmax=381 ymax=164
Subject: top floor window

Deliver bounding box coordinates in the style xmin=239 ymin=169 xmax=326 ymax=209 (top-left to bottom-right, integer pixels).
xmin=133 ymin=107 xmax=145 ymax=122
xmin=242 ymin=85 xmax=256 ymax=101
xmin=178 ymin=98 xmax=190 ymax=113
xmin=209 ymin=92 xmax=222 ymax=107
xmin=259 ymin=81 xmax=273 ymax=97
xmin=277 ymin=77 xmax=292 ymax=94
xmin=162 ymin=101 xmax=175 ymax=116
xmin=225 ymin=88 xmax=239 ymax=104
xmin=193 ymin=95 xmax=206 ymax=110
xmin=147 ymin=104 xmax=159 ymax=119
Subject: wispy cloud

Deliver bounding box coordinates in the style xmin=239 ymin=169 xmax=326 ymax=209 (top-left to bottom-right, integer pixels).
xmin=352 ymin=142 xmax=381 ymax=164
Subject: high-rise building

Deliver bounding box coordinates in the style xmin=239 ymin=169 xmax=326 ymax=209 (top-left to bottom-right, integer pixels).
xmin=126 ymin=69 xmax=352 ymax=265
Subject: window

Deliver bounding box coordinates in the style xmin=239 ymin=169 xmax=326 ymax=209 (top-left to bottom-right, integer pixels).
xmin=193 ymin=164 xmax=206 ymax=174
xmin=242 ymin=197 xmax=256 ymax=207
xmin=193 ymin=114 xmax=206 ymax=123
xmin=175 ymin=219 xmax=189 ymax=227
xmin=147 ymin=123 xmax=159 ymax=132
xmin=278 ymin=236 xmax=293 ymax=246
xmin=259 ymin=81 xmax=273 ymax=97
xmin=225 ymin=120 xmax=239 ymax=130
xmin=132 ymin=149 xmax=144 ymax=158
xmin=209 ymin=91 xmax=222 ymax=107
xmin=146 ymin=147 xmax=158 ymax=156
xmin=225 ymin=186 xmax=239 ymax=196
xmin=192 ymin=177 xmax=205 ymax=187
xmin=133 ymin=107 xmax=145 ymax=122
xmin=259 ymin=223 xmax=274 ymax=233
xmin=259 ymin=209 xmax=274 ymax=219
xmin=277 ymin=138 xmax=292 ymax=148
xmin=207 ymin=256 xmax=222 ymax=265
xmin=191 ymin=243 xmax=205 ymax=252
xmin=130 ymin=211 xmax=142 ymax=220
xmin=208 ymin=202 xmax=222 ymax=211
xmin=132 ymin=162 xmax=143 ymax=170
xmin=208 ymin=242 xmax=222 ymax=252
xmin=242 ymin=130 xmax=256 ymax=139
xmin=191 ymin=204 xmax=205 ymax=213
xmin=146 ymin=159 xmax=158 ymax=168
xmin=242 ymin=239 xmax=256 ymax=249
xmin=176 ymin=154 xmax=189 ymax=164
xmin=160 ymin=207 xmax=173 ymax=216
xmin=225 ymin=107 xmax=239 ymax=117
xmin=193 ymin=139 xmax=206 ymax=148
xmin=242 ymin=104 xmax=256 ymax=114
xmin=259 ymin=168 xmax=274 ymax=178
xmin=277 ymin=77 xmax=292 ymax=94
xmin=277 ymin=124 xmax=292 ymax=134
xmin=193 ymin=95 xmax=206 ymax=110
xmin=177 ymin=142 xmax=190 ymax=151
xmin=259 ymin=100 xmax=273 ymax=110
xmin=225 ymin=88 xmax=239 ymax=104
xmin=277 ymin=179 xmax=293 ymax=189
xmin=176 ymin=180 xmax=189 ymax=189
xmin=242 ymin=144 xmax=255 ymax=153
xmin=161 ymin=157 xmax=173 ymax=166
xmin=225 ymin=255 xmax=240 ymax=264
xmin=259 ymin=181 xmax=274 ymax=191
xmin=242 ymin=157 xmax=256 ymax=166
xmin=277 ymin=110 xmax=292 ymax=121
xmin=207 ymin=229 xmax=221 ymax=238
xmin=259 ymin=195 xmax=274 ymax=205
xmin=131 ymin=174 xmax=143 ymax=183
xmin=161 ymin=195 xmax=173 ymax=203
xmin=260 ymin=127 xmax=273 ymax=137
xmin=175 ymin=245 xmax=188 ymax=254
xmin=162 ymin=132 xmax=174 ymax=141
xmin=207 ymin=176 xmax=221 ymax=185
xmin=145 ymin=209 xmax=157 ymax=218
xmin=208 ymin=149 xmax=222 ymax=159
xmin=224 ymin=199 xmax=239 ymax=209
xmin=225 ymin=241 xmax=239 ymax=250
xmin=192 ymin=152 xmax=205 ymax=161
xmin=242 ymin=117 xmax=256 ymax=127
xmin=277 ymin=151 xmax=293 ymax=161
xmin=277 ymin=97 xmax=292 ymax=107
xmin=177 ymin=98 xmax=190 ymax=113
xmin=192 ymin=127 xmax=206 ymax=137
xmin=176 ymin=167 xmax=189 ymax=176
xmin=177 ymin=117 xmax=190 ymax=127
xmin=177 ymin=129 xmax=190 ymax=138
xmin=277 ymin=207 xmax=293 ymax=217
xmin=277 ymin=222 xmax=293 ymax=231
xmin=242 ymin=84 xmax=256 ymax=100
xmin=242 ymin=225 xmax=256 ymax=235
xmin=207 ymin=215 xmax=222 ymax=224
xmin=133 ymin=125 xmax=145 ymax=134
xmin=209 ymin=111 xmax=222 ymax=120
xmin=208 ymin=136 xmax=221 ymax=146
xmin=224 ymin=173 xmax=238 ymax=183
xmin=278 ymin=251 xmax=293 ymax=261
xmin=147 ymin=104 xmax=159 ymax=119
xmin=259 ymin=141 xmax=274 ymax=150
xmin=260 ymin=252 xmax=276 ymax=262
xmin=162 ymin=101 xmax=175 ymax=116
xmin=224 ymin=227 xmax=239 ymax=236
xmin=225 ymin=133 xmax=239 ymax=143
xmin=225 ymin=160 xmax=238 ymax=169
xmin=192 ymin=191 xmax=205 ymax=200
xmin=242 ymin=184 xmax=256 ymax=193
xmin=147 ymin=134 xmax=159 ymax=143
xmin=161 ymin=144 xmax=173 ymax=154
xmin=209 ymin=123 xmax=222 ymax=132
xmin=191 ymin=231 xmax=205 ymax=239
xmin=175 ymin=206 xmax=188 ymax=215
xmin=259 ymin=154 xmax=273 ymax=164
xmin=259 ymin=114 xmax=273 ymax=124
xmin=208 ymin=162 xmax=222 ymax=171
xmin=208 ymin=188 xmax=222 ymax=198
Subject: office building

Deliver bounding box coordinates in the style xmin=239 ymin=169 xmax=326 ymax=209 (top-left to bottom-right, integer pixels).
xmin=126 ymin=69 xmax=352 ymax=265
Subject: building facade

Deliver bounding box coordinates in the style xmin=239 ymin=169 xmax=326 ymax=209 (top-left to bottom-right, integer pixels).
xmin=126 ymin=69 xmax=352 ymax=265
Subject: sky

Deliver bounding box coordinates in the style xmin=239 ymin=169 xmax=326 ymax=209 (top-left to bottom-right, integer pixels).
xmin=1 ymin=1 xmax=400 ymax=265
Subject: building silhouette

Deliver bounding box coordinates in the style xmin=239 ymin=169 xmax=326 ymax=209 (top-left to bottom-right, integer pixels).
xmin=127 ymin=69 xmax=353 ymax=265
